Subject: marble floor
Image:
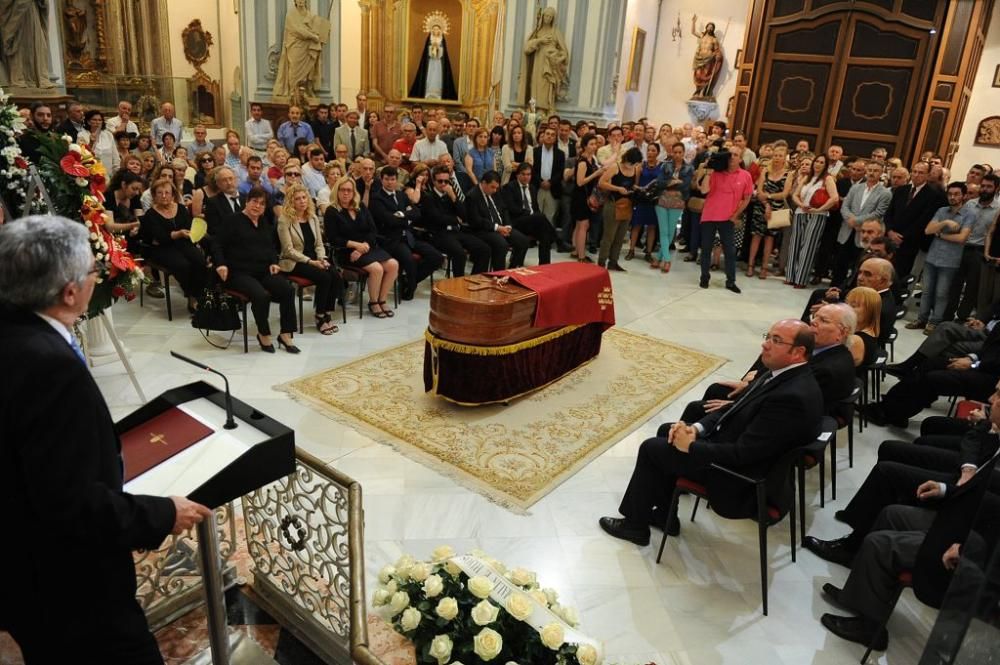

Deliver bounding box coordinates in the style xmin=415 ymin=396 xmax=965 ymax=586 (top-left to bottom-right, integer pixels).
xmin=91 ymin=251 xmax=943 ymax=665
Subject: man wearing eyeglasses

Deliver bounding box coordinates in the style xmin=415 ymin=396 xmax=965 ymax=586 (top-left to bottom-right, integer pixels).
xmin=0 ymin=217 xmax=212 ymax=663
xmin=418 ymin=165 xmax=491 ymax=277
xmin=600 ymin=318 xmax=823 ymax=544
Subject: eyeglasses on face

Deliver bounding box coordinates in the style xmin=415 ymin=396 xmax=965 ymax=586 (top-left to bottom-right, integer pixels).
xmin=285 ymin=171 xmax=302 ymax=177
xmin=761 ymin=333 xmax=797 ymax=346
xmin=434 ymin=178 xmax=450 ymax=184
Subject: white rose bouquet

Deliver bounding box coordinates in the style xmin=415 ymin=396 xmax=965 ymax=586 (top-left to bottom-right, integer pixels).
xmin=372 ymin=547 xmax=598 ymax=665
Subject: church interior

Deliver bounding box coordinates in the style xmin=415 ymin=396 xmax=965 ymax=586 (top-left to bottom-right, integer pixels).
xmin=3 ymin=1 xmax=1000 ymax=664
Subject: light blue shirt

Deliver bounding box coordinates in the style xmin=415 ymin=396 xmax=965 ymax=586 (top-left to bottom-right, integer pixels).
xmin=150 ymin=116 xmax=183 ymax=147
xmin=277 ymin=121 xmax=315 ymax=153
xmin=926 ymin=205 xmax=975 ymax=269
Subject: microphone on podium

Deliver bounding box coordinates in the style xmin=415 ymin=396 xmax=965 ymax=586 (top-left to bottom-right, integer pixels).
xmin=170 ymin=351 xmax=238 ymax=430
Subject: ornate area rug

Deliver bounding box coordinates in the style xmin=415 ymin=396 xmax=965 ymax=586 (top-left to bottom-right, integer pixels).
xmin=279 ymin=328 xmax=725 ymax=512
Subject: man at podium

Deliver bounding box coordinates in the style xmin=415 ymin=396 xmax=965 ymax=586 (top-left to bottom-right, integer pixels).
xmin=0 ymin=216 xmax=212 ymax=664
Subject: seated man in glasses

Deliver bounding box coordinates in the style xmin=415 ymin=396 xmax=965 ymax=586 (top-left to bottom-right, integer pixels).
xmin=600 ymin=318 xmax=823 ymax=543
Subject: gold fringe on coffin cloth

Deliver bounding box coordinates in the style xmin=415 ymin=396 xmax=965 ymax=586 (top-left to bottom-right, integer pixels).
xmin=423 ymin=324 xmax=583 ymax=355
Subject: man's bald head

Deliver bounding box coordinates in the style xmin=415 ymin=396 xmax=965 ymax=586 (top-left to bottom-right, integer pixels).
xmin=857 ymin=258 xmax=893 ymax=290
xmin=760 ymin=319 xmax=815 ymax=370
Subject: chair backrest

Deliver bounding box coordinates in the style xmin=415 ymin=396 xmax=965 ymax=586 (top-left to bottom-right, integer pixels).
xmin=764 ymin=416 xmax=837 ymax=519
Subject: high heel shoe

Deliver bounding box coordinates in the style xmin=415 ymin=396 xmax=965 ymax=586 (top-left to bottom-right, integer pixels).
xmin=377 ymin=301 xmax=395 ymax=317
xmin=256 ymin=334 xmax=275 ymax=353
xmin=367 ymin=302 xmax=388 ymax=319
xmin=746 ymin=265 xmax=755 ymax=277
xmin=277 ymin=334 xmax=301 ymax=354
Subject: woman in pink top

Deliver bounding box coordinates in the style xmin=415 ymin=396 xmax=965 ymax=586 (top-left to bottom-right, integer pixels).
xmin=696 ymin=150 xmax=754 ymax=293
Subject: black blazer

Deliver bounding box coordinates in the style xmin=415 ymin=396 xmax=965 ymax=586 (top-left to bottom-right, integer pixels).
xmin=501 ymin=180 xmax=542 ymax=219
xmin=203 ymin=191 xmax=246 ymax=237
xmin=0 ymin=306 xmax=175 ymax=626
xmin=878 ymin=289 xmax=897 ymax=345
xmin=464 ymin=186 xmax=509 ymax=233
xmin=210 ymin=212 xmax=280 ymax=275
xmin=369 ymin=186 xmax=421 ymax=245
xmin=419 ymin=189 xmax=466 ymax=234
xmin=531 ymin=145 xmax=567 ymax=198
xmin=884 ymin=183 xmax=948 ymax=249
xmin=691 ymin=365 xmax=824 ymax=517
xmin=810 ymin=344 xmax=857 ymax=408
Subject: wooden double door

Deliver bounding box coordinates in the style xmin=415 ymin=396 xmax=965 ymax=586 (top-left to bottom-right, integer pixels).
xmin=736 ymin=0 xmax=951 ymax=161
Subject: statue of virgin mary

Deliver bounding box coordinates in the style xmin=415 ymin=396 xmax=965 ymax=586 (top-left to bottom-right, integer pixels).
xmin=408 ymin=12 xmax=457 ymax=100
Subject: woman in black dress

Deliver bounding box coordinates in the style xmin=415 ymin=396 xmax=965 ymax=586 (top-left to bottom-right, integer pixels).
xmin=212 ymin=186 xmax=300 ymax=353
xmin=570 ymin=133 xmax=605 ymax=263
xmin=140 ymin=178 xmax=207 ymax=313
xmin=324 ymin=176 xmax=399 ymax=319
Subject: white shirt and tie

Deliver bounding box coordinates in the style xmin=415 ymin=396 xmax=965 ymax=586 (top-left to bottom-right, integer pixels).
xmin=520 ymin=183 xmax=533 ymax=214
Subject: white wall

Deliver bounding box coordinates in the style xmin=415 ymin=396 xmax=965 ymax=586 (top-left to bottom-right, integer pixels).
xmin=952 ymin=0 xmax=1000 ymax=176
xmin=616 ymin=0 xmax=661 ymax=122
xmin=340 ymin=0 xmax=363 ymax=102
xmin=644 ymin=0 xmax=750 ymax=126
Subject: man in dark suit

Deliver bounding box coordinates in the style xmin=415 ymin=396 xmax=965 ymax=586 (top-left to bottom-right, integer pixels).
xmin=0 ymin=216 xmax=211 ymax=664
xmin=55 ymin=101 xmax=86 ymax=143
xmin=369 ymin=166 xmax=443 ymax=300
xmin=463 ymin=170 xmax=530 ymax=270
xmin=600 ymin=319 xmax=824 ymax=544
xmin=812 ymin=158 xmax=866 ymax=284
xmin=863 ymin=313 xmax=1000 ymax=428
xmin=501 ymin=163 xmax=556 ymax=265
xmin=419 ymin=165 xmax=491 ymax=277
xmin=202 ymin=166 xmax=246 ymax=237
xmin=883 ymin=161 xmax=948 ymax=279
xmin=531 ymin=126 xmax=566 ymax=228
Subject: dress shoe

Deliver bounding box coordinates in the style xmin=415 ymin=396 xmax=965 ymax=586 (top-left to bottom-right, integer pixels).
xmin=904 ymin=319 xmax=927 ymax=330
xmin=834 ymin=509 xmax=849 ymax=524
xmin=821 ymin=582 xmax=849 ymax=610
xmin=556 ymin=241 xmax=574 ymax=253
xmin=725 ymin=283 xmax=742 ymax=294
xmin=923 ymin=323 xmax=937 ymax=336
xmin=884 ymin=362 xmax=915 ymax=379
xmin=860 ymin=403 xmax=908 ymax=429
xmin=649 ymin=507 xmax=681 ymax=536
xmin=803 ymin=535 xmax=857 ymax=568
xmin=699 ymin=278 xmax=710 ymax=288
xmin=820 ymin=613 xmax=888 ymax=650
xmin=598 ymin=517 xmax=650 ymax=546
xmin=145 ymin=282 xmax=165 ymax=298
xmin=607 ymin=263 xmax=627 ymax=272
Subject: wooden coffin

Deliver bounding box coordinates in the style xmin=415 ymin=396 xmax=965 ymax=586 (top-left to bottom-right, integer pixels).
xmin=429 ymin=275 xmax=559 ymax=346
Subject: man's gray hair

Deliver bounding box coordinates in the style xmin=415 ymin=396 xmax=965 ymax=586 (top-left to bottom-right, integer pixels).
xmin=0 ymin=215 xmax=93 ymax=311
xmin=827 ymin=302 xmax=857 ymax=339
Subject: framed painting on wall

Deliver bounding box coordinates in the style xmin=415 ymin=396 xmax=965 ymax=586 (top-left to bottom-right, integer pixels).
xmin=626 ymin=28 xmax=646 ymax=92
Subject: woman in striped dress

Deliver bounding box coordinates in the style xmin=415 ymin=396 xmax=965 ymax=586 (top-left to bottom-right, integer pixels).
xmin=786 ymin=154 xmax=839 ymax=288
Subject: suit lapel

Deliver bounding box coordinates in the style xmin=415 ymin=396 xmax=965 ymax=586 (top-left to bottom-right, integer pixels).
xmin=715 ymin=368 xmax=796 ymax=429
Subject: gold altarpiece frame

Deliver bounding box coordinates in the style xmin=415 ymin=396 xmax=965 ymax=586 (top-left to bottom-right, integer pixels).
xmin=360 ymin=0 xmax=503 ymax=120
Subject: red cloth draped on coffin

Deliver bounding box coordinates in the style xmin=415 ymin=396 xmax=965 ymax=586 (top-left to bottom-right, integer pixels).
xmin=485 ymin=263 xmax=615 ymax=329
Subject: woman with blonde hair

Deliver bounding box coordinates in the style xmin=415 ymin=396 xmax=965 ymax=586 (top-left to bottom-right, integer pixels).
xmin=323 ymin=176 xmax=399 ymax=318
xmin=278 ymin=183 xmax=343 ymax=334
xmin=845 ymin=286 xmax=882 ymax=367
xmin=316 ymin=161 xmax=346 ymax=214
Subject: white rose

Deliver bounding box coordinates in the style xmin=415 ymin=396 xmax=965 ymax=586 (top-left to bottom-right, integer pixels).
xmin=428 ymin=634 xmax=453 ymax=665
xmin=378 ymin=565 xmax=396 ymax=584
xmin=543 ymin=588 xmax=559 ymax=605
xmin=483 ymin=556 xmax=507 ymax=574
xmin=399 ymin=606 xmax=421 ymax=632
xmin=473 ymin=627 xmax=503 ymax=661
xmin=529 ymin=589 xmax=548 ymax=605
xmin=423 ymin=573 xmax=444 ymax=598
xmin=539 ymin=623 xmax=564 ymax=650
xmin=468 ymin=575 xmax=493 ymax=599
xmin=387 ymin=590 xmax=410 ymax=616
xmin=505 ymin=593 xmax=533 ymax=621
xmin=385 ymin=580 xmax=398 ymax=595
xmin=444 ymin=561 xmax=462 ymax=578
xmin=431 ymin=545 xmax=455 ymax=561
xmin=409 ymin=562 xmax=431 ymax=582
xmin=435 ymin=596 xmax=459 ymax=621
xmin=372 ymin=588 xmax=391 ymax=606
xmin=576 ymin=644 xmax=598 ymax=665
xmin=395 ymin=554 xmax=415 ymax=578
xmin=508 ymin=568 xmax=536 ymax=587
xmin=470 ymin=599 xmax=500 ymax=626
xmin=557 ymin=605 xmax=579 ymax=627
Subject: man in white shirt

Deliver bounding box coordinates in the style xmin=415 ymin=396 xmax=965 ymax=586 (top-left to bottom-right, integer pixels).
xmin=827 ymin=144 xmax=845 ymax=177
xmin=104 ymin=100 xmax=138 ymax=139
xmin=244 ymin=102 xmax=274 ymax=153
xmin=301 ymin=147 xmax=327 ymax=197
xmin=410 ymin=120 xmax=449 ymax=166
xmin=150 ymin=102 xmax=183 ymax=148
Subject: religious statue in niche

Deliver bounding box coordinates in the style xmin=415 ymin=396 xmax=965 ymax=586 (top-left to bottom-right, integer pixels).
xmin=63 ymin=0 xmax=93 ymax=70
xmin=0 ymin=0 xmax=56 ymax=90
xmin=690 ymin=15 xmax=723 ymax=100
xmin=409 ymin=11 xmax=457 ymax=100
xmin=975 ymin=116 xmax=1000 ymax=147
xmin=518 ymin=7 xmax=569 ymax=113
xmin=273 ymin=0 xmax=332 ymax=99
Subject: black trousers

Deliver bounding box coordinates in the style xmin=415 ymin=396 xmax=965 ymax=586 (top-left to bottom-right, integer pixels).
xmin=830 ymin=239 xmax=860 ymax=288
xmin=893 ymin=242 xmax=919 ymax=281
xmin=921 ymin=415 xmax=975 ymax=438
xmin=880 ymin=358 xmax=998 ymax=420
xmin=384 ymin=239 xmax=443 ymax=295
xmin=145 ymin=244 xmax=207 ymax=298
xmin=471 ymin=229 xmax=529 ymax=271
xmin=510 ymin=212 xmax=555 ymax=264
xmin=812 ymin=216 xmax=842 ymax=279
xmin=944 ymin=245 xmax=985 ymax=322
xmin=226 ymin=270 xmax=297 ymax=336
xmin=286 ymin=261 xmax=345 ymax=316
xmin=838 ymin=460 xmax=954 ymax=544
xmin=432 ymin=231 xmax=490 ymax=277
xmin=618 ymin=431 xmax=707 ymax=526
xmin=679 ymin=382 xmax=735 ymax=423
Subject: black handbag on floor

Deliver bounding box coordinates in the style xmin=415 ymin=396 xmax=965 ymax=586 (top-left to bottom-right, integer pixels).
xmin=191 ymin=285 xmax=242 ymax=348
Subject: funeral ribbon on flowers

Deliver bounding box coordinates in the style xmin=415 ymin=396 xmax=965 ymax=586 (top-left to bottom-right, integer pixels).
xmin=449 ymin=554 xmax=603 ymax=662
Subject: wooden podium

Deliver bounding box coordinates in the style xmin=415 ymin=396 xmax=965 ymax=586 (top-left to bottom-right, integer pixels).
xmin=118 ymin=381 xmax=295 ymax=665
